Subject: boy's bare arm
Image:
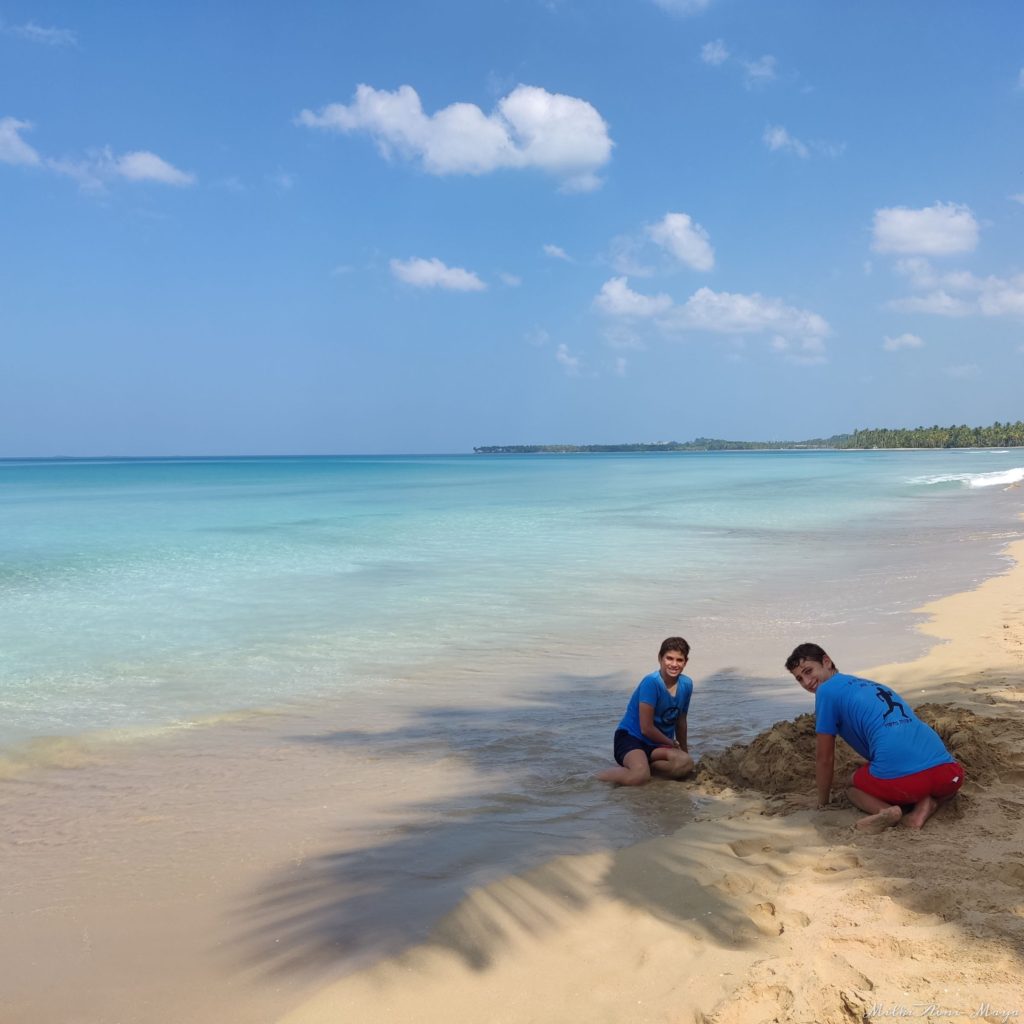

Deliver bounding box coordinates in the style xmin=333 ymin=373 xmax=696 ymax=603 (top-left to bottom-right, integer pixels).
xmin=638 ymin=703 xmax=677 ymax=746
xmin=815 ymin=733 xmax=836 ymax=807
xmin=675 ymin=715 xmax=688 ymax=753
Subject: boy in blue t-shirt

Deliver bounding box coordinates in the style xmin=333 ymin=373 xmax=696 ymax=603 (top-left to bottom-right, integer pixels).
xmin=596 ymin=637 xmax=695 ymax=786
xmin=785 ymin=642 xmax=963 ymax=832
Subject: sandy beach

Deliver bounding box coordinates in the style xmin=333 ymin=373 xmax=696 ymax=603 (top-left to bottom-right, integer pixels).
xmin=2 ymin=507 xmax=1022 ymax=1024
xmin=277 ymin=540 xmax=1024 ymax=1024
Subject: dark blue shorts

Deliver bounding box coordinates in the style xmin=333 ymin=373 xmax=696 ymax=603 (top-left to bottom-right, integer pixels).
xmin=613 ymin=728 xmax=660 ymax=766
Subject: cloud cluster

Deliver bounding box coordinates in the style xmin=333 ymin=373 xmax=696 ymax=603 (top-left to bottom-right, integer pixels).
xmin=700 ymin=38 xmax=779 ymax=87
xmin=609 ymin=210 xmax=714 ymax=276
xmin=389 ymin=257 xmax=486 ymax=291
xmin=0 ymin=116 xmax=194 ymax=188
xmin=763 ymin=124 xmax=844 ymax=159
xmin=595 ymin=277 xmax=673 ymax=317
xmin=543 ymin=243 xmax=572 ymax=262
xmin=594 ymin=277 xmax=830 ymax=362
xmin=653 ymin=0 xmax=713 ymax=15
xmin=872 ymin=202 xmax=979 ymax=255
xmin=4 ymin=20 xmax=77 ymax=46
xmin=882 ymin=332 xmax=925 ymax=352
xmin=889 ymin=259 xmax=1024 ymax=318
xmin=647 ymin=212 xmax=714 ymax=271
xmin=298 ymin=83 xmax=613 ymax=192
xmin=763 ymin=124 xmax=808 ymax=159
xmin=0 ymin=117 xmax=41 ymax=166
xmin=743 ymin=55 xmax=778 ymax=86
xmin=700 ymin=39 xmax=729 ymax=65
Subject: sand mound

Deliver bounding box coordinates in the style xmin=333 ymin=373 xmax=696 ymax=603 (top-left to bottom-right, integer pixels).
xmin=695 ymin=703 xmax=1011 ymax=797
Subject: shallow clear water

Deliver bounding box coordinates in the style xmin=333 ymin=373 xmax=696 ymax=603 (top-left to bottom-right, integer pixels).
xmin=1 ymin=450 xmax=1022 ymax=752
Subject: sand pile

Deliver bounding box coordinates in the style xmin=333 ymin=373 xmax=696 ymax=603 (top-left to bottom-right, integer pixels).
xmin=695 ymin=704 xmax=1012 ymax=798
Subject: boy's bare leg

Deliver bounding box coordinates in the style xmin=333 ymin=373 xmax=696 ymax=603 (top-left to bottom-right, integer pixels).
xmin=846 ymin=785 xmax=903 ymax=832
xmin=596 ymin=749 xmax=653 ymax=786
xmin=903 ymin=793 xmax=957 ymax=829
xmin=651 ymin=747 xmax=694 ymax=780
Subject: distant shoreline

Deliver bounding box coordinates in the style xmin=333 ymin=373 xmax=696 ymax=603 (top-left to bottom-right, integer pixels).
xmin=474 ymin=421 xmax=1024 ymax=454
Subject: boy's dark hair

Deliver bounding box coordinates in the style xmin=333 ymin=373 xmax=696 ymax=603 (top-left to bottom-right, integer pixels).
xmin=659 ymin=636 xmax=690 ymax=660
xmin=785 ymin=642 xmax=834 ymax=672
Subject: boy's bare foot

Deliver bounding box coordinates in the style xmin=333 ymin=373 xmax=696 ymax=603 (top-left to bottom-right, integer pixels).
xmin=855 ymin=805 xmax=902 ymax=833
xmin=902 ymin=795 xmax=938 ymax=829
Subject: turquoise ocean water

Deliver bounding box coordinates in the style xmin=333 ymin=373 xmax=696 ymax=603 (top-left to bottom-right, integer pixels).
xmin=2 ymin=450 xmax=1022 ymax=756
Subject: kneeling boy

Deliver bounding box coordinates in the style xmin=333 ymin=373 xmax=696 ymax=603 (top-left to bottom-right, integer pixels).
xmin=786 ymin=642 xmax=963 ymax=831
xmin=596 ymin=637 xmax=694 ymax=786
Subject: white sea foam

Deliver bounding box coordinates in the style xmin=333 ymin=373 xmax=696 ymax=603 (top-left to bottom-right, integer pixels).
xmin=911 ymin=467 xmax=1024 ymax=488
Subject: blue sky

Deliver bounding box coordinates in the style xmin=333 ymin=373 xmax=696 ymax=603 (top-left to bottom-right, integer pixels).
xmin=2 ymin=1 xmax=1022 ymax=455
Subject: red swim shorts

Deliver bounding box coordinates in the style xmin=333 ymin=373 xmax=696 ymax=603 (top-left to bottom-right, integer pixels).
xmin=852 ymin=761 xmax=964 ymax=805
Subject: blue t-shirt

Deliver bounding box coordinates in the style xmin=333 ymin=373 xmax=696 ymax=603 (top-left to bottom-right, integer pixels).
xmin=814 ymin=673 xmax=953 ymax=779
xmin=618 ymin=669 xmax=693 ymax=743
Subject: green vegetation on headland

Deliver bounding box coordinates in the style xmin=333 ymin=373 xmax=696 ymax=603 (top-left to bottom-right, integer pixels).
xmin=474 ymin=420 xmax=1024 ymax=454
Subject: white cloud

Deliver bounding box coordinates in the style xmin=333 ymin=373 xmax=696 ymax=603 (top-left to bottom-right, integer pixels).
xmin=114 ymin=150 xmax=195 ymax=186
xmin=595 ymin=278 xmax=829 ymax=361
xmin=872 ymin=202 xmax=979 ymax=255
xmin=743 ymin=55 xmax=777 ymax=85
xmin=543 ymin=243 xmax=572 ymax=261
xmin=1011 ymin=193 xmax=1024 ymax=205
xmin=613 ymin=356 xmax=628 ymax=376
xmin=525 ymin=326 xmax=550 ymax=347
xmin=603 ymin=324 xmax=645 ymax=350
xmin=763 ymin=124 xmax=809 ymax=159
xmin=499 ymin=272 xmax=522 ymax=287
xmin=1018 ymin=68 xmax=1024 ymax=89
xmin=594 ymin=277 xmax=673 ymax=317
xmin=701 ymin=39 xmax=729 ymax=65
xmin=7 ymin=21 xmax=77 ymax=46
xmin=389 ymin=257 xmax=486 ymax=291
xmin=768 ymin=334 xmax=827 ymax=365
xmin=297 ymin=83 xmax=613 ymax=190
xmin=1 ymin=123 xmax=194 ymax=189
xmin=883 ymin=332 xmax=925 ymax=351
xmin=653 ymin=0 xmax=713 ymax=15
xmin=944 ymin=363 xmax=980 ymax=379
xmin=0 ymin=117 xmax=41 ymax=165
xmin=977 ymin=274 xmax=1024 ymax=317
xmin=890 ymin=259 xmax=1024 ymax=318
xmin=647 ymin=212 xmax=714 ymax=271
xmin=555 ymin=343 xmax=581 ymax=375
xmin=888 ymin=291 xmax=972 ymax=316
xmin=666 ymin=287 xmax=830 ymax=344
xmin=47 ymin=147 xmax=195 ymax=189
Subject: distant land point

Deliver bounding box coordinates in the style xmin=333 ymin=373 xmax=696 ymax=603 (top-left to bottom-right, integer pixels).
xmin=474 ymin=420 xmax=1024 ymax=454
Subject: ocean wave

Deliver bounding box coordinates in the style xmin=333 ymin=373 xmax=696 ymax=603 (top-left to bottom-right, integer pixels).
xmin=910 ymin=467 xmax=1024 ymax=489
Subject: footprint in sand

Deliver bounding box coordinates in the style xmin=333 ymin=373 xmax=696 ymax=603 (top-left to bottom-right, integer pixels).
xmin=728 ymin=838 xmax=792 ymax=858
xmin=812 ymin=851 xmax=862 ymax=873
xmin=746 ymin=901 xmax=811 ymax=935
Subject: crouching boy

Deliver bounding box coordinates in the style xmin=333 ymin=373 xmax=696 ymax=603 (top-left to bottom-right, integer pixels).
xmin=786 ymin=642 xmax=963 ymax=831
xmin=596 ymin=637 xmax=694 ymax=786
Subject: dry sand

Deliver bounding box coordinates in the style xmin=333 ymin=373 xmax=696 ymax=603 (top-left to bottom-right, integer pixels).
xmin=280 ymin=541 xmax=1024 ymax=1024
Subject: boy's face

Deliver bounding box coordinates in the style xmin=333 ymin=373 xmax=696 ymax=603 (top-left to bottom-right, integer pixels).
xmin=659 ymin=650 xmax=688 ymax=679
xmin=789 ymin=656 xmax=834 ymax=694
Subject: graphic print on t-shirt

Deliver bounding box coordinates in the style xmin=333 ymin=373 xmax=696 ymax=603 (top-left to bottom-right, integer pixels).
xmin=874 ymin=686 xmax=910 ymax=722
